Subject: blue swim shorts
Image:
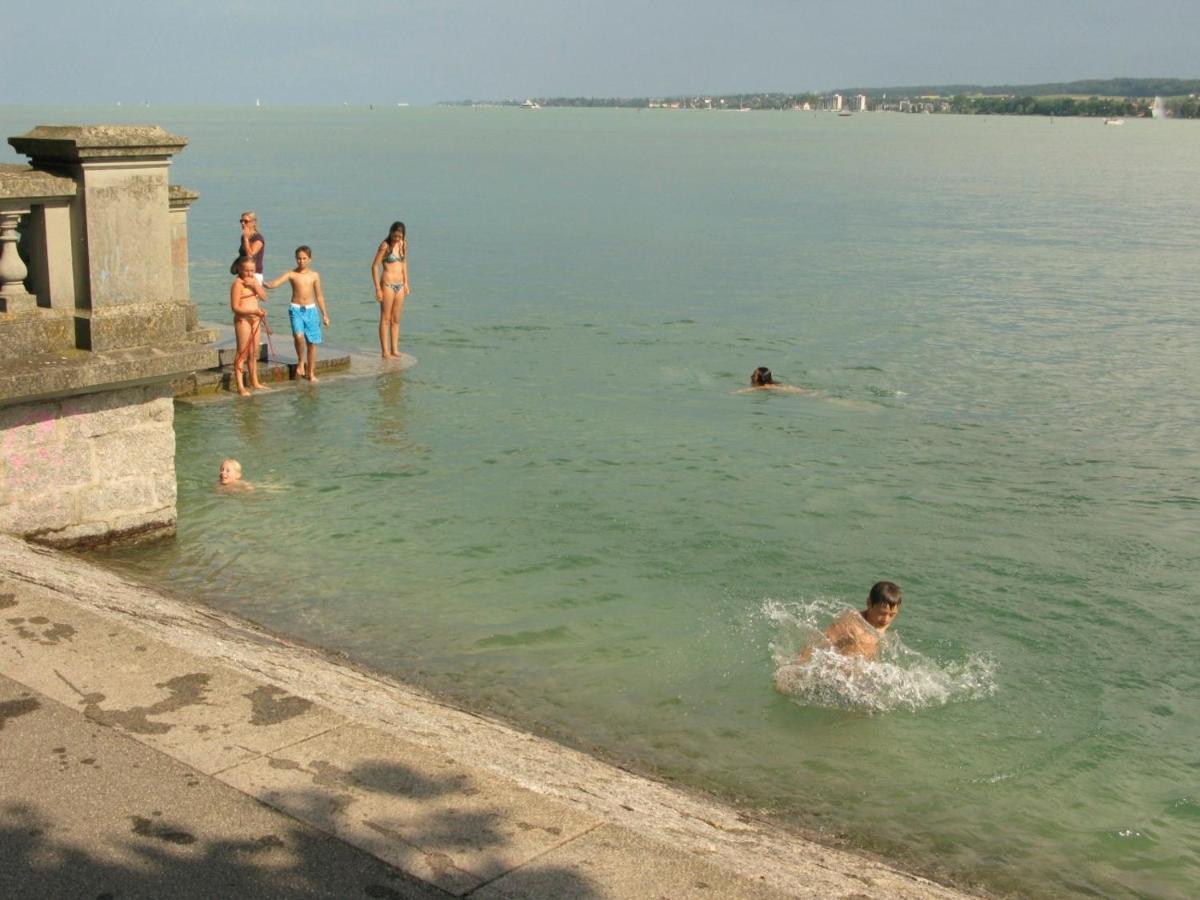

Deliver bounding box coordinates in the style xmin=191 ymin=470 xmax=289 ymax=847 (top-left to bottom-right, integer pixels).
xmin=289 ymin=304 xmax=322 ymax=344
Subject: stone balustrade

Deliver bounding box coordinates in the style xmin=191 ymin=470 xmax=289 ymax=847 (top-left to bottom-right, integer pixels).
xmin=0 ymin=125 xmax=218 ymax=549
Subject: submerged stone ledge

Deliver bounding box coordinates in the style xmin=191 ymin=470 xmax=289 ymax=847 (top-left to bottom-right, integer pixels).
xmin=0 ymin=535 xmax=975 ymax=898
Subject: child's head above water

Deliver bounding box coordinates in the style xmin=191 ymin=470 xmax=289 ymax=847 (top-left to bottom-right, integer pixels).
xmin=864 ymin=580 xmax=902 ymax=631
xmin=218 ymin=458 xmax=242 ymax=485
xmin=751 ymin=366 xmax=775 ymax=386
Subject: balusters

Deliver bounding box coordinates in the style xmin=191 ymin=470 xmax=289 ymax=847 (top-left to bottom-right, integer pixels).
xmin=0 ymin=207 xmax=36 ymax=314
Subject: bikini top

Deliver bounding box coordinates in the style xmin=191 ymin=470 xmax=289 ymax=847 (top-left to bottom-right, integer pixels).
xmin=383 ymin=243 xmax=405 ymax=264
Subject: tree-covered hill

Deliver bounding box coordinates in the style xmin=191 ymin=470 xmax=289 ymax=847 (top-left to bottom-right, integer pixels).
xmin=838 ymin=78 xmax=1200 ymax=98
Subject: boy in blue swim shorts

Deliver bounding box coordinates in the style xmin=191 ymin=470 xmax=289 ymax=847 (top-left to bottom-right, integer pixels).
xmin=266 ymin=246 xmax=330 ymax=382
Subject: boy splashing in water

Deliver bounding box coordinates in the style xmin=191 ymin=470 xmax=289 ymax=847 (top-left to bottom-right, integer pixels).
xmin=800 ymin=581 xmax=902 ymax=662
xmin=266 ymin=246 xmax=329 ymax=382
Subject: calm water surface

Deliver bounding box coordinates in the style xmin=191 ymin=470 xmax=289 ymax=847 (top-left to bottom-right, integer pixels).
xmin=4 ymin=106 xmax=1198 ymax=897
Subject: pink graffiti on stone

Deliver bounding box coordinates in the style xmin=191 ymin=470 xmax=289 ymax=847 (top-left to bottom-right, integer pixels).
xmin=1 ymin=405 xmax=67 ymax=490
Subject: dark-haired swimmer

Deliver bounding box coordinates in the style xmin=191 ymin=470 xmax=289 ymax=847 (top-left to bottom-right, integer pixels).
xmin=798 ymin=581 xmax=903 ymax=662
xmin=736 ymin=366 xmax=810 ymax=394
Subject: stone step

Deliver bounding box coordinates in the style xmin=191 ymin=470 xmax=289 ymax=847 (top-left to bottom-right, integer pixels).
xmin=1 ymin=340 xmax=219 ymax=406
xmin=176 ymin=344 xmax=353 ymax=397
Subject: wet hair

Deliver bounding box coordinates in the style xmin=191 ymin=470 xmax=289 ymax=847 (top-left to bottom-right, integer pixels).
xmin=751 ymin=366 xmax=775 ymax=386
xmin=235 ymin=255 xmax=254 ymax=271
xmin=220 ymin=458 xmax=242 ymax=477
xmin=867 ymin=581 xmax=902 ymax=608
xmin=295 ymin=245 xmax=312 ymax=257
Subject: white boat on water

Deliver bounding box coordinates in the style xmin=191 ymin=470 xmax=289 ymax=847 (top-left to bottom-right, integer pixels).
xmin=1104 ymin=117 xmax=1124 ymax=126
xmin=521 ymin=99 xmax=541 ymax=110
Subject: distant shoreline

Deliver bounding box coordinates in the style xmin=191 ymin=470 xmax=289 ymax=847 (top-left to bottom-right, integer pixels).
xmin=440 ymin=77 xmax=1200 ymax=117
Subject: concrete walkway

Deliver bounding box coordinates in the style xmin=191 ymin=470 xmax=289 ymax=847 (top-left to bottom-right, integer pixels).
xmin=0 ymin=536 xmax=974 ymax=899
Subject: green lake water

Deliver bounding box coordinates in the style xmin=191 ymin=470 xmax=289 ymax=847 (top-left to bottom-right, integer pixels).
xmin=3 ymin=106 xmax=1198 ymax=897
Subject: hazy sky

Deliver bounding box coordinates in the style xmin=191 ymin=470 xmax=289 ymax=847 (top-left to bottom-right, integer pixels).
xmin=8 ymin=1 xmax=1198 ymax=106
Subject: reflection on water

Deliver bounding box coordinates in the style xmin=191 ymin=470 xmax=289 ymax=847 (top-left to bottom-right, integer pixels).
xmin=370 ymin=371 xmax=409 ymax=448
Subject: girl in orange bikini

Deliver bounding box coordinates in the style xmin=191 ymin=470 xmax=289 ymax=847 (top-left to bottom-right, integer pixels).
xmin=370 ymin=221 xmax=409 ymax=358
xmin=230 ymin=256 xmax=270 ymax=396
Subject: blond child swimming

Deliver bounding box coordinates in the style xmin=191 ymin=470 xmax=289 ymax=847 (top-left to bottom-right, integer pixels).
xmin=217 ymin=458 xmax=253 ymax=491
xmin=266 ymin=245 xmax=329 ymax=382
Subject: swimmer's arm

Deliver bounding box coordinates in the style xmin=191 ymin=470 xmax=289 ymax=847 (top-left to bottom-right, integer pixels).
xmin=263 ymin=271 xmax=293 ymax=290
xmin=402 ymin=255 xmax=410 ymax=296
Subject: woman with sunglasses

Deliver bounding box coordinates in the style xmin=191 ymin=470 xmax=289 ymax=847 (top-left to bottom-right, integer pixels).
xmin=238 ymin=211 xmax=266 ymax=284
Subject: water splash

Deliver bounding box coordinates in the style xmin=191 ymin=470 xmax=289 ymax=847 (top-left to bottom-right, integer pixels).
xmin=764 ymin=598 xmax=997 ymax=712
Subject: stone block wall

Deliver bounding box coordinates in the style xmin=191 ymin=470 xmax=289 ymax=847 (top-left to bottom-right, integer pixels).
xmin=0 ymin=384 xmax=177 ymax=548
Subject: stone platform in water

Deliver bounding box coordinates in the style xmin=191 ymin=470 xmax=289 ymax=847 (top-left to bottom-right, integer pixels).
xmin=173 ymin=322 xmax=415 ymax=400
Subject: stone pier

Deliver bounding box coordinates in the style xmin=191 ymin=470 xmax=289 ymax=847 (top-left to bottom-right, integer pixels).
xmin=0 ymin=125 xmax=216 ymax=548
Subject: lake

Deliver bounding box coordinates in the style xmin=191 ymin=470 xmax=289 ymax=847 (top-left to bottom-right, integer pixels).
xmin=3 ymin=105 xmax=1197 ymax=897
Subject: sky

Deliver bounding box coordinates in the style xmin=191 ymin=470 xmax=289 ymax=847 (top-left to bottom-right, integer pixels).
xmin=7 ymin=1 xmax=1199 ymax=106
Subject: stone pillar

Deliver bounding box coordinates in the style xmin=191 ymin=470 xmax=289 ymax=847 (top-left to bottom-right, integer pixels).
xmin=9 ymin=126 xmax=190 ymax=352
xmin=170 ymin=185 xmax=199 ymax=329
xmin=1 ymin=125 xmax=218 ymax=550
xmin=25 ymin=201 xmax=76 ymax=311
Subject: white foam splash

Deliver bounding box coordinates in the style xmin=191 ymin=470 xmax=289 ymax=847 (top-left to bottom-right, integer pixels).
xmin=764 ymin=598 xmax=997 ymax=713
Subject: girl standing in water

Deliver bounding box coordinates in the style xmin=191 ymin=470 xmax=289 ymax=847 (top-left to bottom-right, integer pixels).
xmin=371 ymin=221 xmax=409 ymax=358
xmin=230 ymin=256 xmax=270 ymax=396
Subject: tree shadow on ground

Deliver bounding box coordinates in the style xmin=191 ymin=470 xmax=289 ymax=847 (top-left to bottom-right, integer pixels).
xmin=0 ymin=784 xmax=604 ymax=900
xmin=242 ymin=755 xmax=608 ymax=898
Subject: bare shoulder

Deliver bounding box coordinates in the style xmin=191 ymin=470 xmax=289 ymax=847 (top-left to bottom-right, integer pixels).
xmin=824 ymin=611 xmax=873 ymax=655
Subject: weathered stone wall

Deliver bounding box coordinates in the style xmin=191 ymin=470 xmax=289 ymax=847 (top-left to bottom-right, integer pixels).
xmin=0 ymin=384 xmax=176 ymax=548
